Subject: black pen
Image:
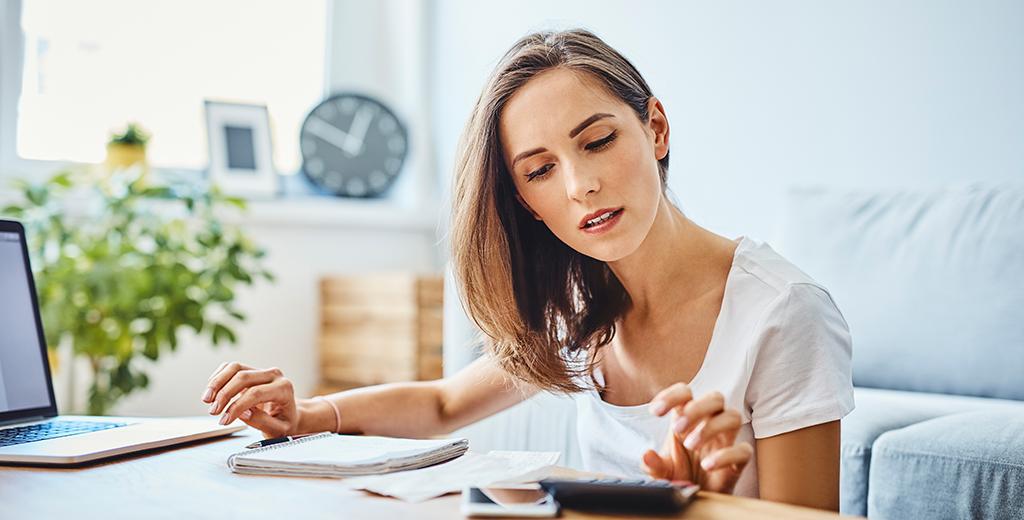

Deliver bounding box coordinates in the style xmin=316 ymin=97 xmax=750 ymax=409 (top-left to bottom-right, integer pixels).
xmin=245 ymin=433 xmax=315 ymax=449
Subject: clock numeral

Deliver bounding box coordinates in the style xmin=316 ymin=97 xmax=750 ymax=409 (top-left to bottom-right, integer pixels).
xmin=388 ymin=136 xmax=405 ymax=154
xmin=325 ymin=173 xmax=343 ymax=191
xmin=306 ymin=158 xmax=324 ymax=175
xmin=369 ymin=170 xmax=389 ymax=191
xmin=347 ymin=178 xmax=368 ymax=197
xmin=302 ymin=138 xmax=317 ymax=155
xmin=378 ymin=114 xmax=396 ymax=134
xmin=319 ymin=103 xmax=336 ymax=119
xmin=339 ymin=97 xmax=358 ymax=114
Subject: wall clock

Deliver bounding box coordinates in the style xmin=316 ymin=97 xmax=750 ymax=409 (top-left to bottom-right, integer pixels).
xmin=299 ymin=93 xmax=408 ymax=197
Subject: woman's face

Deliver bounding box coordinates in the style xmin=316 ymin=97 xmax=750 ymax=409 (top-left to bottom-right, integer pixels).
xmin=499 ymin=68 xmax=669 ymax=262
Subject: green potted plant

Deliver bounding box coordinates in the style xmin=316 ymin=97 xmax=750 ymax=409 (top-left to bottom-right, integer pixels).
xmin=1 ymin=166 xmax=274 ymax=415
xmin=106 ymin=122 xmax=150 ymax=172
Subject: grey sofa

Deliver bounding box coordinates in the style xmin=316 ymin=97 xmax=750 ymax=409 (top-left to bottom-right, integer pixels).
xmin=780 ymin=184 xmax=1024 ymax=519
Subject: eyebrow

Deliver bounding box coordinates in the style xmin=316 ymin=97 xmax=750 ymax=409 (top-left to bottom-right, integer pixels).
xmin=510 ymin=113 xmax=616 ymax=168
xmin=569 ymin=113 xmax=614 ymax=138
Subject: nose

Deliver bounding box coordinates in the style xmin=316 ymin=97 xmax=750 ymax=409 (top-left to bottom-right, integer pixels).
xmin=564 ymin=162 xmax=600 ymax=202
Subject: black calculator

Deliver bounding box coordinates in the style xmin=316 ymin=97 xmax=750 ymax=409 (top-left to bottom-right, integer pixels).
xmin=538 ymin=477 xmax=700 ymax=514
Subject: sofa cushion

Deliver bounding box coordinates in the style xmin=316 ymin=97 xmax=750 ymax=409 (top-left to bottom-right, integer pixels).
xmin=840 ymin=388 xmax=1024 ymax=516
xmin=867 ymin=411 xmax=1024 ymax=520
xmin=781 ymin=184 xmax=1024 ymax=400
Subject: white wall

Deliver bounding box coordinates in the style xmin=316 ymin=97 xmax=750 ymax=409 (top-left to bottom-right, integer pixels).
xmin=430 ymin=0 xmax=1024 ymax=250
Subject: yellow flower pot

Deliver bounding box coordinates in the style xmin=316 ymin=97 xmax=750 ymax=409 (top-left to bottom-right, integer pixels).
xmin=105 ymin=142 xmax=147 ymax=170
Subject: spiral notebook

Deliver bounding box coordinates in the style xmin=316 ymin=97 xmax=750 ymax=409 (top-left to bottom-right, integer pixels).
xmin=226 ymin=432 xmax=470 ymax=478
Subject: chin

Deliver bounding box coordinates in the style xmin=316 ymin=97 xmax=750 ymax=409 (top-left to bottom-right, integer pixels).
xmin=554 ymin=215 xmax=649 ymax=263
xmin=576 ymin=234 xmax=644 ymax=263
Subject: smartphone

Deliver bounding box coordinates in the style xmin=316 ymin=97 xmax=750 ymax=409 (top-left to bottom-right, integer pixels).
xmin=461 ymin=483 xmax=560 ymax=518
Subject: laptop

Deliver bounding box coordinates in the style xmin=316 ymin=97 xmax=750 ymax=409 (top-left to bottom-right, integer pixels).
xmin=0 ymin=219 xmax=245 ymax=465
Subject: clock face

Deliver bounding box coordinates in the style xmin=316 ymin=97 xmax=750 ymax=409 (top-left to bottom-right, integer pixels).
xmin=299 ymin=93 xmax=408 ymax=197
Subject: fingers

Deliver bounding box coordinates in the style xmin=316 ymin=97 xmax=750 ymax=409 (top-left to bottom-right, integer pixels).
xmin=237 ymin=406 xmax=291 ymax=438
xmin=682 ymin=408 xmax=741 ymax=452
xmin=208 ymin=368 xmax=279 ymax=415
xmin=206 ymin=365 xmax=281 ymax=416
xmin=670 ymin=391 xmax=725 ymax=440
xmin=641 ymin=449 xmax=672 ymax=480
xmin=201 ymin=363 xmax=228 ymax=403
xmin=646 ymin=384 xmax=748 ymax=487
xmin=701 ymin=442 xmax=753 ymax=472
xmin=648 ymin=383 xmax=693 ymax=417
xmin=220 ymin=377 xmax=293 ymax=425
xmin=203 ymin=361 xmax=252 ymax=403
xmin=207 ymin=362 xmax=230 ymax=384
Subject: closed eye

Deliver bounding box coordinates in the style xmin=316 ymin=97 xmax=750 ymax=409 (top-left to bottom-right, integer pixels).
xmin=524 ymin=130 xmax=617 ymax=182
xmin=585 ymin=130 xmax=618 ymax=151
xmin=526 ymin=164 xmax=553 ymax=182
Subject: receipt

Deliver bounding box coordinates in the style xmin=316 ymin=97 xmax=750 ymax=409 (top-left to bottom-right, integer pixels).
xmin=343 ymin=450 xmax=560 ymax=503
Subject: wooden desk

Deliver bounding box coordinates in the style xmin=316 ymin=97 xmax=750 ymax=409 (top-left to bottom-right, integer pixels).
xmin=0 ymin=425 xmax=857 ymax=519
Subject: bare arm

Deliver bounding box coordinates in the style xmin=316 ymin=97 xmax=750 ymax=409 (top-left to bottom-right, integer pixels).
xmin=755 ymin=420 xmax=841 ymax=510
xmin=295 ymin=354 xmax=538 ymax=438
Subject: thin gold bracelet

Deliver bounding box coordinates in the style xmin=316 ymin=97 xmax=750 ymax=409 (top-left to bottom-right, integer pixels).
xmin=313 ymin=395 xmax=341 ymax=434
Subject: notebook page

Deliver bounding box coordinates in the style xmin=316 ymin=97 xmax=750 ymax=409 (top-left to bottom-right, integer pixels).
xmin=239 ymin=434 xmax=464 ymax=467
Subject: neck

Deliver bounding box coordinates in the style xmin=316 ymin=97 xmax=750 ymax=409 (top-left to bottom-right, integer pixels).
xmin=606 ymin=195 xmax=736 ymax=321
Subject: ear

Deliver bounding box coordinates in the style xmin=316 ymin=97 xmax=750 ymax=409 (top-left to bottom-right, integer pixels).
xmin=515 ymin=192 xmax=543 ymax=221
xmin=646 ymin=97 xmax=670 ymax=161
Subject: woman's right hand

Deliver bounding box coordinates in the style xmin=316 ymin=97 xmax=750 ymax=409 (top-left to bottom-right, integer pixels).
xmin=201 ymin=361 xmax=301 ymax=438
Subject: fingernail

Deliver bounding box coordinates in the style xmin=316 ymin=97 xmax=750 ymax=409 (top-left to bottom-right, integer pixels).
xmin=202 ymin=388 xmax=213 ymax=402
xmin=683 ymin=430 xmax=700 ymax=450
xmin=701 ymin=456 xmax=717 ymax=470
xmin=219 ymin=414 xmax=230 ymax=425
xmin=208 ymin=403 xmax=217 ymax=414
xmin=240 ymin=410 xmax=252 ymax=420
xmin=649 ymin=401 xmax=666 ymax=415
xmin=672 ymin=417 xmax=689 ymax=434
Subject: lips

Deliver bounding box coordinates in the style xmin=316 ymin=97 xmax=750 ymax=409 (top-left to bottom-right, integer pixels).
xmin=579 ymin=207 xmax=624 ymax=229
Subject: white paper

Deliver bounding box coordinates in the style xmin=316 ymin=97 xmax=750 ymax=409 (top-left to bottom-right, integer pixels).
xmin=344 ymin=450 xmax=561 ymax=503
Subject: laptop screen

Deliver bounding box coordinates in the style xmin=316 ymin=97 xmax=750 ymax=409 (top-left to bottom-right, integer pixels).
xmin=0 ymin=230 xmax=54 ymax=414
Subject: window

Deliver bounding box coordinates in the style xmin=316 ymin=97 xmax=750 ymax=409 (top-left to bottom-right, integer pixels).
xmin=13 ymin=0 xmax=327 ymax=174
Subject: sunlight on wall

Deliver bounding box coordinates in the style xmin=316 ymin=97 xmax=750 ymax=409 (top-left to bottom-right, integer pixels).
xmin=16 ymin=0 xmax=326 ymax=174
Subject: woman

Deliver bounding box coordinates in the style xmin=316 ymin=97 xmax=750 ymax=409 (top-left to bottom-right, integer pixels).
xmin=200 ymin=29 xmax=853 ymax=510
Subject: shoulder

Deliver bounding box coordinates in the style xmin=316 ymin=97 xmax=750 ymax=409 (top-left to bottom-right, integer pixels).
xmin=728 ymin=241 xmax=855 ymax=437
xmin=728 ymin=237 xmax=847 ymax=330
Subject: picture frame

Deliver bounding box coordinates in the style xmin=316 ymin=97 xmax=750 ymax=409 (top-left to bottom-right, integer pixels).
xmin=203 ymin=100 xmax=279 ymax=198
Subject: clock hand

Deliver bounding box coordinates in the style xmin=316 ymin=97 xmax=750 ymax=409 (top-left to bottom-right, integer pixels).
xmin=346 ymin=105 xmax=376 ymax=156
xmin=306 ymin=117 xmax=355 ymax=157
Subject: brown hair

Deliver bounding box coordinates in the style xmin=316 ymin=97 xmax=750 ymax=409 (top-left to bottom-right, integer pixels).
xmin=450 ymin=28 xmax=669 ymax=393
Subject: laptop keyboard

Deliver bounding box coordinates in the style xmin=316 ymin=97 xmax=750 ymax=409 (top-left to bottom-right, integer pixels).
xmin=0 ymin=420 xmax=129 ymax=447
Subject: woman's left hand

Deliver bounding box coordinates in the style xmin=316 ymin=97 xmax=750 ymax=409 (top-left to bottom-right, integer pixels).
xmin=641 ymin=383 xmax=753 ymax=494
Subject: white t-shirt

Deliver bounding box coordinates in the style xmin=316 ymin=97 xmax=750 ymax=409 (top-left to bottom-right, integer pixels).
xmin=572 ymin=236 xmax=855 ymax=498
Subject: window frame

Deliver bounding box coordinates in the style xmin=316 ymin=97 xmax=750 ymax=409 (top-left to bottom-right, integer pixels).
xmin=0 ymin=0 xmax=64 ymax=182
